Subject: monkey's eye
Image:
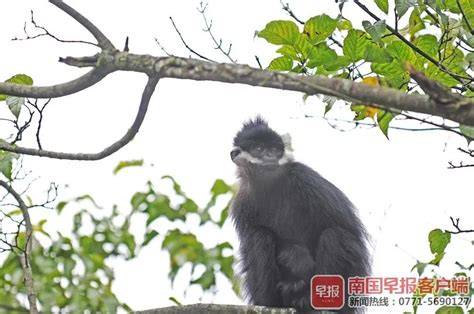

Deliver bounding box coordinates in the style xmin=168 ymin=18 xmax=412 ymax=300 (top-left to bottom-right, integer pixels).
xmin=256 ymin=146 xmax=264 ymax=152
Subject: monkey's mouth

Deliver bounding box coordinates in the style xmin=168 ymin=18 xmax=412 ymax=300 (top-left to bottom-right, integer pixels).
xmin=230 ymin=148 xmax=241 ymax=161
xmin=230 ymin=148 xmax=280 ymax=167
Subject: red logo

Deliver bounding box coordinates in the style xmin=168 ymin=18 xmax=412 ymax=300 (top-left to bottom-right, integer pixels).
xmin=311 ymin=275 xmax=345 ymax=310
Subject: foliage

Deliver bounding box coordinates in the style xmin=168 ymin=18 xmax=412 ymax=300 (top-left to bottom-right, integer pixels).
xmin=0 ymin=161 xmax=235 ymax=311
xmin=131 ymin=176 xmax=237 ymax=293
xmin=0 ymin=74 xmax=33 ymax=118
xmin=258 ymin=0 xmax=474 ymax=139
xmin=0 ymin=197 xmax=133 ymax=313
xmin=409 ymin=229 xmax=473 ymax=313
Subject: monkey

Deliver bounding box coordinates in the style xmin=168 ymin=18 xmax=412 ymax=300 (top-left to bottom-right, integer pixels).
xmin=230 ymin=117 xmax=370 ymax=313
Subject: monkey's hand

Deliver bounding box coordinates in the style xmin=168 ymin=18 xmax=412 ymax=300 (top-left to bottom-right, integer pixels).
xmin=277 ymin=240 xmax=316 ymax=280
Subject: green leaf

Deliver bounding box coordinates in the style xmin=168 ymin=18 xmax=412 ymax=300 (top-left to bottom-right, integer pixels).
xmin=74 ymin=194 xmax=101 ymax=209
xmin=258 ymin=20 xmax=300 ymax=45
xmin=277 ymin=45 xmax=299 ymax=60
xmin=6 ymin=74 xmax=33 ymax=85
xmin=408 ymin=7 xmax=425 ymax=36
xmin=395 ymin=0 xmax=416 ymax=17
xmin=414 ymin=35 xmax=438 ymax=59
xmin=211 ymin=179 xmax=232 ymax=196
xmin=411 ymin=261 xmax=428 ymax=276
xmin=113 ymin=159 xmax=144 ymax=175
xmin=6 ymin=96 xmax=23 ymax=118
xmin=145 ymin=196 xmax=177 ymax=225
xmin=429 ymin=229 xmax=451 ymax=255
xmin=343 ymin=29 xmax=370 ymax=62
xmin=350 ymin=104 xmax=376 ymax=121
xmin=371 ymin=60 xmax=409 ymax=88
xmin=0 ymin=74 xmax=34 ymax=101
xmin=162 ymin=229 xmax=204 ymax=279
xmin=162 ymin=175 xmax=185 ymax=196
xmin=337 ymin=19 xmax=352 ymax=31
xmin=267 ymin=56 xmax=293 ymax=71
xmin=425 ymin=63 xmax=460 ymax=87
xmin=303 ymin=14 xmax=338 ymax=44
xmin=181 ymin=198 xmax=198 ymax=213
xmin=56 ymin=201 xmax=68 ymax=214
xmin=307 ymin=43 xmax=337 ymax=68
xmin=364 ymin=44 xmax=393 ymax=63
xmin=460 ymin=124 xmax=474 ymax=142
xmin=386 ymin=41 xmax=416 ymax=62
xmin=219 ymin=207 xmax=229 ymax=226
xmin=362 ymin=20 xmax=386 ymax=45
xmin=430 ymin=252 xmax=445 ymax=266
xmin=0 ymin=150 xmax=19 ymax=180
xmin=435 ymin=306 xmax=464 ymax=314
xmin=191 ymin=269 xmax=215 ymax=290
xmin=293 ymin=33 xmax=313 ymax=59
xmin=377 ymin=110 xmax=395 ymax=139
xmin=325 ymin=56 xmax=351 ymax=71
xmin=375 ymin=0 xmax=389 ymax=14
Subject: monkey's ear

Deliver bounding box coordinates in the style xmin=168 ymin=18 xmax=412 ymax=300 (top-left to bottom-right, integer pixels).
xmin=281 ymin=133 xmax=293 ymax=152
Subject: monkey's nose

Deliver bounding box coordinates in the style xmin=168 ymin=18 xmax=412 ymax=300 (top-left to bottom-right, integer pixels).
xmin=230 ymin=148 xmax=241 ymax=161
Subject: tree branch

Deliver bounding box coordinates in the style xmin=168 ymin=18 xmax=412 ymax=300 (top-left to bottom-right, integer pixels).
xmin=0 ymin=75 xmax=159 ymax=160
xmin=136 ymin=304 xmax=296 ymax=314
xmin=445 ymin=217 xmax=474 ymax=234
xmin=1 ymin=0 xmax=474 ymax=161
xmin=0 ymin=180 xmax=38 ymax=314
xmin=0 ymin=64 xmax=113 ymax=98
xmin=49 ymin=0 xmax=115 ymax=50
xmin=2 ymin=51 xmax=474 ymax=126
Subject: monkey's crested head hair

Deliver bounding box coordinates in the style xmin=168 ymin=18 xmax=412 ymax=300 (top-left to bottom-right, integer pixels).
xmin=231 ymin=117 xmax=293 ymax=169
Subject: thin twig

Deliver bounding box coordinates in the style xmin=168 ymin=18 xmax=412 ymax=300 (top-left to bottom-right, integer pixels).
xmin=198 ymin=2 xmax=237 ymax=63
xmin=169 ymin=16 xmax=215 ymax=62
xmin=0 ymin=76 xmax=160 ymax=160
xmin=28 ymin=98 xmax=51 ymax=150
xmin=255 ymin=56 xmax=263 ymax=69
xmin=49 ymin=0 xmax=114 ymax=50
xmin=154 ymin=38 xmax=173 ymax=56
xmin=280 ymin=1 xmax=304 ymax=25
xmin=12 ymin=10 xmax=98 ymax=47
xmin=445 ymin=217 xmax=474 ymax=234
xmin=400 ymin=112 xmax=471 ymax=140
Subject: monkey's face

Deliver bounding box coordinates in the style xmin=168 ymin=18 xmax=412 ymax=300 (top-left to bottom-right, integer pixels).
xmin=232 ymin=117 xmax=294 ymax=173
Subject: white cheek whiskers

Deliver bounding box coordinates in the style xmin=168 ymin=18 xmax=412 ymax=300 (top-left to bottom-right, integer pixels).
xmin=278 ymin=149 xmax=294 ymax=165
xmin=236 ymin=150 xmax=264 ymax=164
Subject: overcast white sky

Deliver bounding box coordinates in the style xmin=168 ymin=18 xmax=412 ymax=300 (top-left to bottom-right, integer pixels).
xmin=1 ymin=1 xmax=473 ymax=313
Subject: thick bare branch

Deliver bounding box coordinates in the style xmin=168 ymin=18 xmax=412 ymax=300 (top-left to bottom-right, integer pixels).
xmin=0 ymin=64 xmax=113 ymax=99
xmin=0 ymin=181 xmax=38 ymax=314
xmin=0 ymin=75 xmax=159 ymax=160
xmin=1 ymin=52 xmax=474 ymax=126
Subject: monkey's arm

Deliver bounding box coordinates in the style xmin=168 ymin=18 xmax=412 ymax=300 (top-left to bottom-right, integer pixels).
xmin=277 ymin=240 xmax=317 ymax=280
xmin=239 ymin=226 xmax=283 ymax=307
xmin=276 ymin=229 xmax=368 ymax=312
xmin=313 ymin=227 xmax=369 ymax=276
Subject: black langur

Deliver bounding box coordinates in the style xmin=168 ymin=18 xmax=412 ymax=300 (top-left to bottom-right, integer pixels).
xmin=230 ymin=117 xmax=370 ymax=313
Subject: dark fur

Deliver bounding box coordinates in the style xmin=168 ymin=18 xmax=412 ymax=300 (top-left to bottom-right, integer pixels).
xmin=230 ymin=118 xmax=370 ymax=313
